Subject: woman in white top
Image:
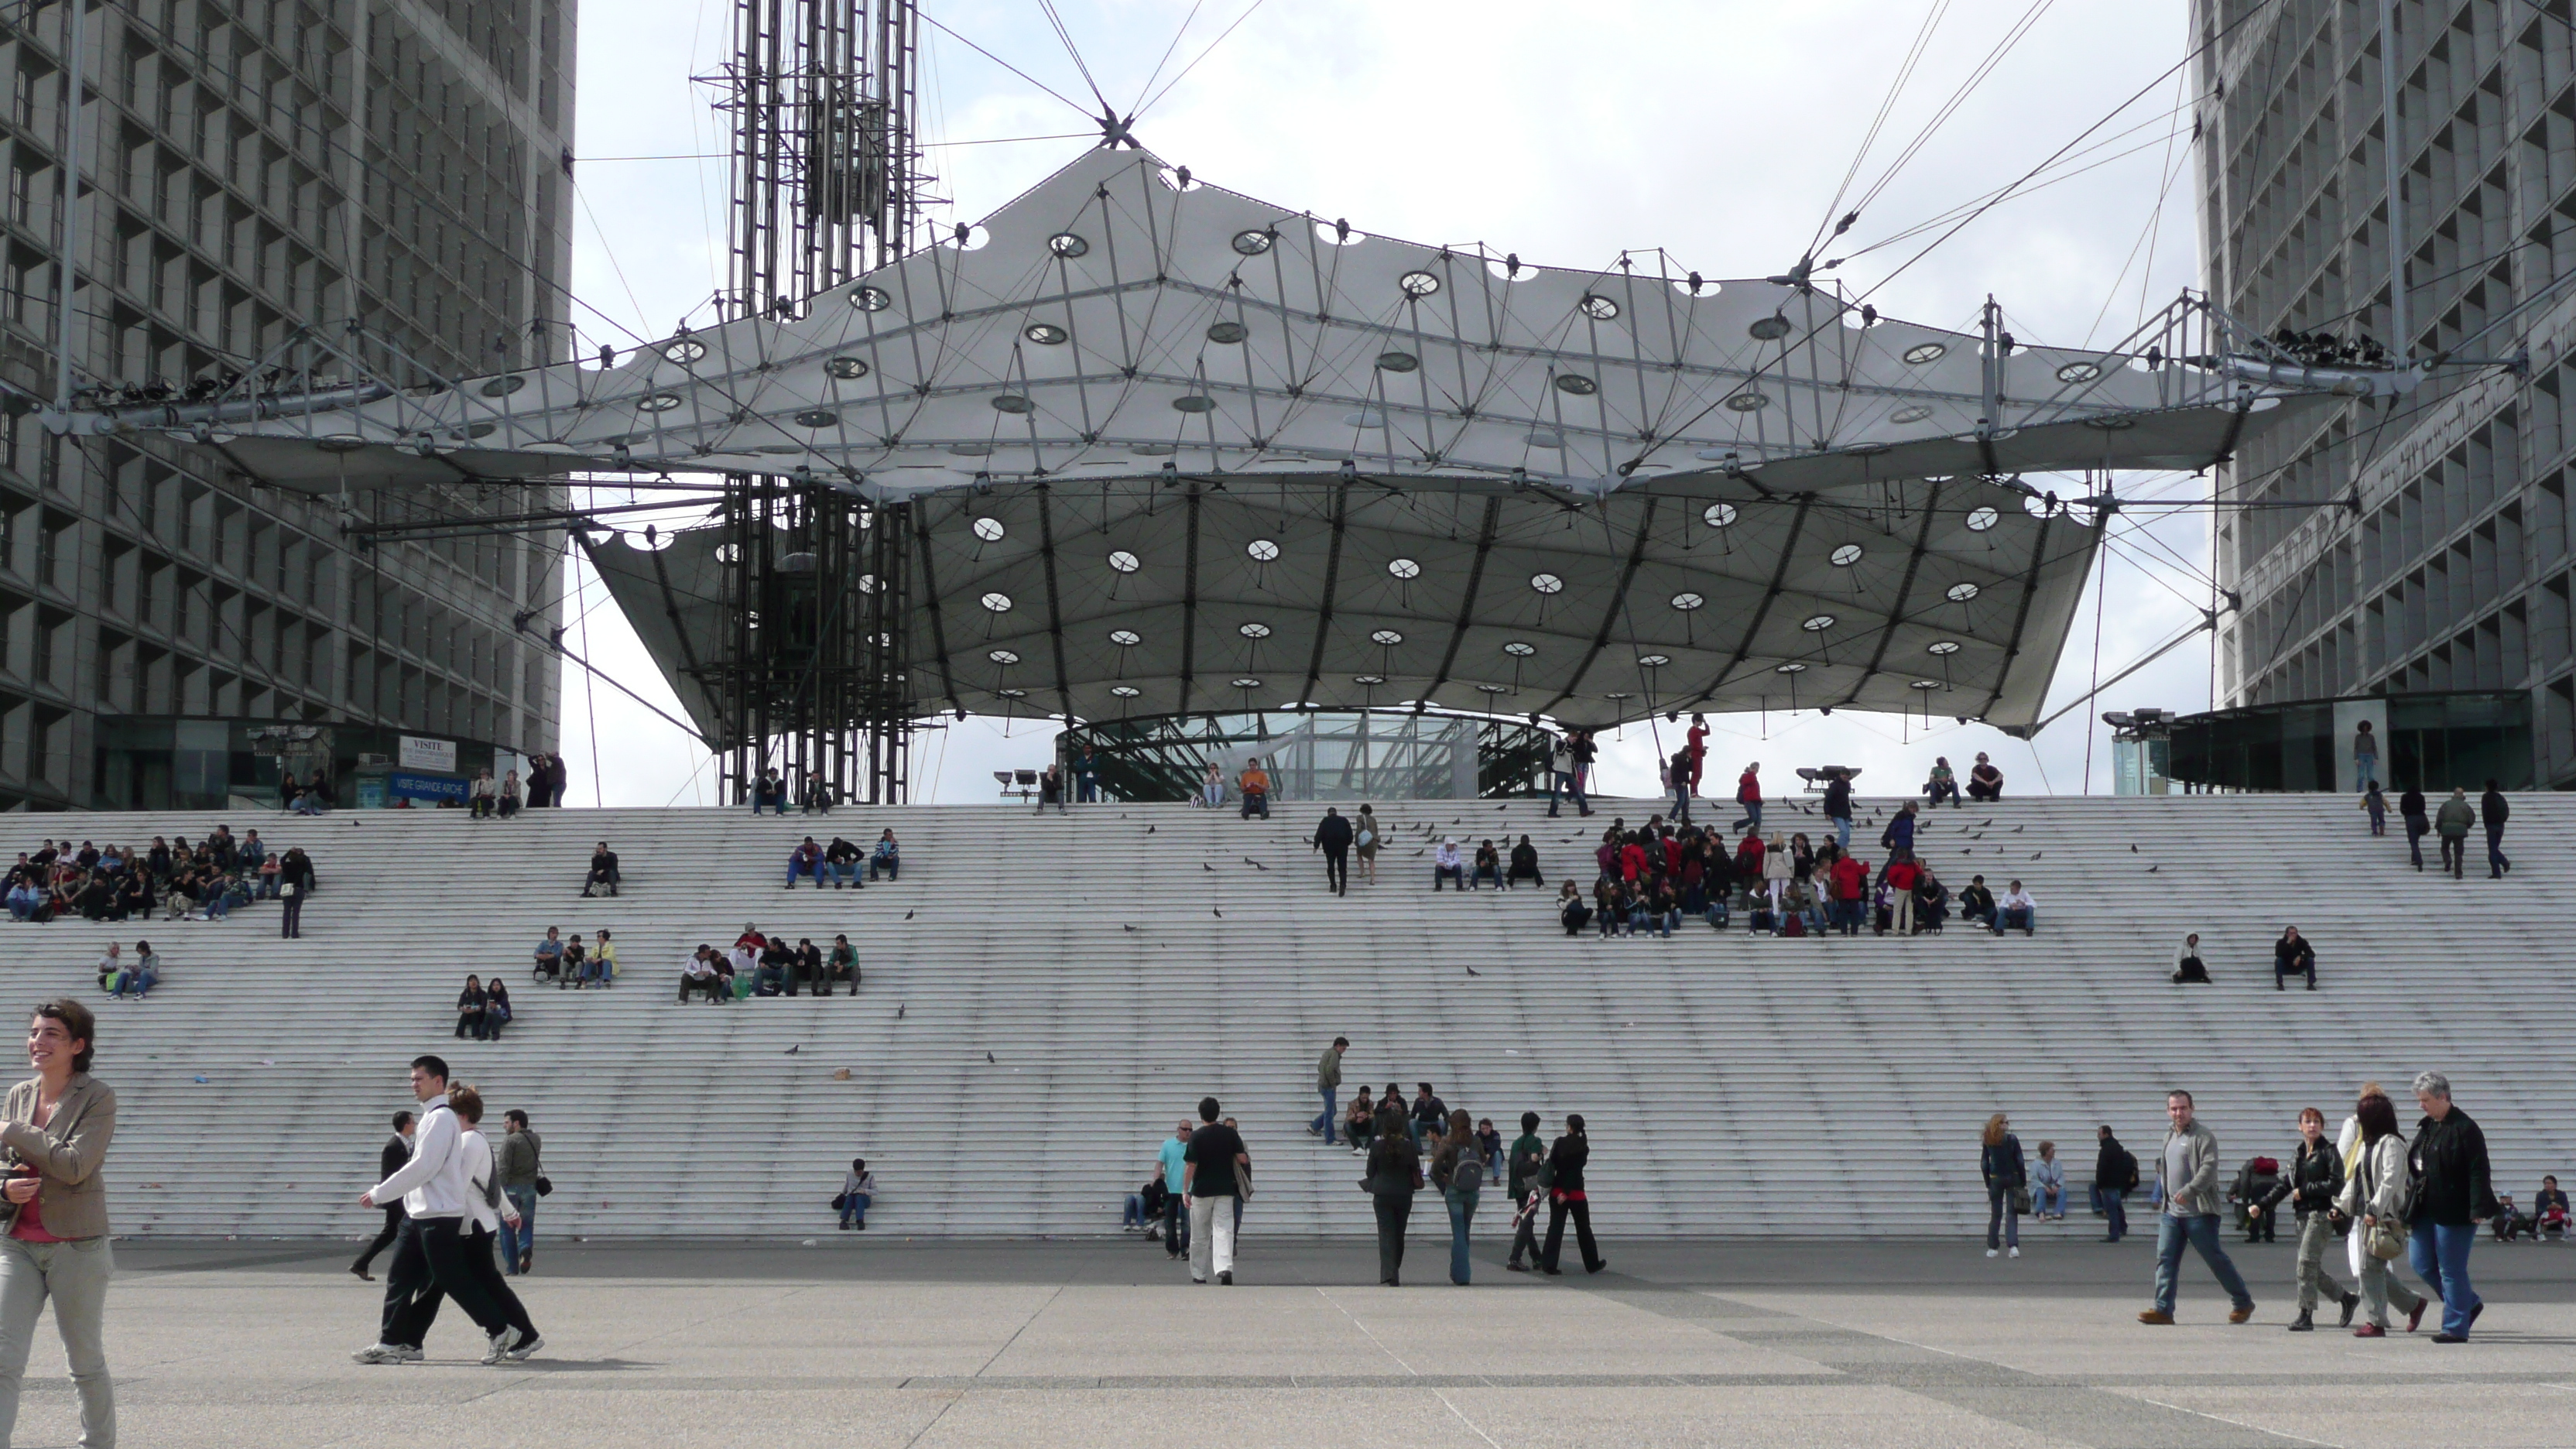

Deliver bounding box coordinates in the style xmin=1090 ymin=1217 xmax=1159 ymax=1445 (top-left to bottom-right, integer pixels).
xmin=840 ymin=1159 xmax=875 ymax=1230
xmin=1354 ymin=805 xmax=1382 ymax=885
xmin=2336 ymin=1089 xmax=2430 ymax=1334
xmin=1762 ymin=834 xmax=1791 ymax=913
xmin=2173 ymin=933 xmax=2211 ymax=984
xmin=498 ymin=770 xmax=523 ymax=818
xmin=468 ymin=770 xmax=498 ymax=820
xmin=449 ymin=1084 xmax=542 ymax=1361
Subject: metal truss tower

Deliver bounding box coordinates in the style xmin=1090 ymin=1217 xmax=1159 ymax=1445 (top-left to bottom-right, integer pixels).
xmin=705 ymin=0 xmax=927 ymax=806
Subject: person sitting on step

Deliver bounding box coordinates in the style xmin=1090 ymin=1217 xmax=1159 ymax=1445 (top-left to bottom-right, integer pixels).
xmin=868 ymin=830 xmax=900 ymax=881
xmin=1471 ymin=840 xmax=1504 ymax=890
xmin=1958 ymin=875 xmax=1996 ymax=930
xmin=1968 ymin=752 xmax=2005 ymax=801
xmin=1992 ymin=880 xmax=2036 ymax=936
xmin=581 ymin=842 xmax=622 ymax=898
xmin=1509 ymin=835 xmax=1545 ymax=889
xmin=1433 ymin=839 xmax=1467 ymax=891
xmin=786 ymin=837 xmax=825 ymax=889
xmin=679 ymin=946 xmax=724 ymax=1003
xmin=824 ymin=836 xmax=865 ymax=889
xmin=532 ymin=927 xmax=566 ymax=984
xmin=825 ymin=934 xmax=859 ymax=995
xmin=1556 ymin=881 xmax=1591 ymax=936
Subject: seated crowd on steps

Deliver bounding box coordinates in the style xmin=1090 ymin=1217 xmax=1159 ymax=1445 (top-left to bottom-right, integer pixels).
xmin=6 ymin=827 xmax=313 ymax=925
xmin=781 ymin=831 xmax=899 ymax=888
xmin=677 ymin=924 xmax=859 ymax=1002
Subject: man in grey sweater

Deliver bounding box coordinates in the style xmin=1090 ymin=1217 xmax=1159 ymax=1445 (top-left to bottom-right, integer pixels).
xmin=2140 ymin=1089 xmax=2256 ymax=1325
xmin=1307 ymin=1037 xmax=1347 ymax=1145
xmin=496 ymin=1111 xmax=543 ymax=1276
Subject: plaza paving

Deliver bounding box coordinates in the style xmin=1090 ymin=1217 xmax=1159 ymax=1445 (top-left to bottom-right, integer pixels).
xmin=29 ymin=1235 xmax=2575 ymax=1447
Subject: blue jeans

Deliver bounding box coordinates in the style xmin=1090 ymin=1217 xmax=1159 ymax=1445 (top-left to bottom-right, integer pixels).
xmin=500 ymin=1185 xmax=538 ymax=1270
xmin=786 ymin=861 xmax=820 ymax=886
xmin=2034 ymin=1184 xmax=2063 ymax=1216
xmin=1549 ymin=769 xmax=1570 ymax=815
xmin=1123 ymin=1194 xmax=1147 ymax=1228
xmin=829 ymin=862 xmax=855 ymax=886
xmin=1993 ymin=906 xmax=2033 ymax=935
xmin=2102 ymin=1187 xmax=2129 ymax=1241
xmin=1732 ymin=801 xmax=1762 ymax=834
xmin=1828 ymin=815 xmax=1852 ymax=851
xmin=870 ymin=857 xmax=899 ymax=880
xmin=1311 ymin=1086 xmax=1338 ymax=1143
xmin=2410 ymin=1220 xmax=2481 ymax=1336
xmin=2355 ymin=759 xmax=2376 ymax=792
xmin=2153 ymin=1211 xmax=2253 ymax=1314
xmin=1077 ymin=776 xmax=1098 ymax=803
xmin=841 ymin=1192 xmax=872 ymax=1229
xmin=1444 ymin=1188 xmax=1477 ymax=1284
xmin=1987 ymin=1184 xmax=2019 ymax=1249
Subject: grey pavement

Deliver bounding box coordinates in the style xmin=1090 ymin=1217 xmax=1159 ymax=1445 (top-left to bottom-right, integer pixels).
xmin=27 ymin=1235 xmax=2574 ymax=1447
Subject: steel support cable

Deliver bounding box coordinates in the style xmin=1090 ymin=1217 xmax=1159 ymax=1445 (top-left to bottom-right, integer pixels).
xmin=1625 ymin=6 xmax=2279 ymax=480
xmin=916 ymin=9 xmax=1096 ymax=121
xmin=1128 ymin=0 xmax=1211 ymax=116
xmin=1036 ymin=0 xmax=1116 ymax=119
xmin=1807 ymin=0 xmax=1951 ymax=259
xmin=1134 ymin=0 xmax=1273 ymax=118
xmin=1844 ymin=0 xmax=2057 ymax=224
xmin=2078 ymin=92 xmax=2196 ymax=349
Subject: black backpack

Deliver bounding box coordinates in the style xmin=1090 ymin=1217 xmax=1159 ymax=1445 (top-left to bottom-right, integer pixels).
xmin=2117 ymin=1149 xmax=2139 ymax=1192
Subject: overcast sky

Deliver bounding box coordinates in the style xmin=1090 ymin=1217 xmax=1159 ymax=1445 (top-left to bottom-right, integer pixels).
xmin=553 ymin=0 xmax=2208 ymax=807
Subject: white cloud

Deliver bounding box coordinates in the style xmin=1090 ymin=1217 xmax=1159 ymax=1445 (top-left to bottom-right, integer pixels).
xmin=556 ymin=0 xmax=2207 ymax=804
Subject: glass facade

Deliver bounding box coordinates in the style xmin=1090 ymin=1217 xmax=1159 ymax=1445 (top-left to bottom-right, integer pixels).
xmin=2167 ymin=693 xmax=2532 ymax=793
xmin=1059 ymin=711 xmax=1553 ymax=803
xmin=88 ymin=715 xmax=519 ymax=813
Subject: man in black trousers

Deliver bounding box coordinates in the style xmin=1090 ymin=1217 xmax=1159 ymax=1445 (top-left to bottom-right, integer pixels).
xmin=2481 ymin=779 xmax=2511 ymax=879
xmin=353 ymin=1055 xmax=519 ymax=1365
xmin=349 ymin=1112 xmax=416 ymax=1282
xmin=1311 ymin=807 xmax=1353 ymax=896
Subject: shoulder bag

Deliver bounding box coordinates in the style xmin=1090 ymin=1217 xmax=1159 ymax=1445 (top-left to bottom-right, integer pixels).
xmin=2360 ymin=1151 xmax=2407 ymax=1261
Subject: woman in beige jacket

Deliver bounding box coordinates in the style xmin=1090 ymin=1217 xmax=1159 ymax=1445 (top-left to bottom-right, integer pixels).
xmin=2338 ymin=1091 xmax=2429 ymax=1337
xmin=0 ymin=997 xmax=116 ymax=1447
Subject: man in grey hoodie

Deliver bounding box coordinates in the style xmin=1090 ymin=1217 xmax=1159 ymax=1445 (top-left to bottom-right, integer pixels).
xmin=2139 ymin=1089 xmax=2256 ymax=1325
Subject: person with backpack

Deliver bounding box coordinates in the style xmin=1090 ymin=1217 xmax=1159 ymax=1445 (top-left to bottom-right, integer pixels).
xmin=1981 ymin=1115 xmax=2026 ymax=1259
xmin=1504 ymin=1112 xmax=1548 ymax=1273
xmin=2232 ymin=1155 xmax=2283 ymax=1242
xmin=1538 ymin=1115 xmax=1606 ymax=1276
xmin=2338 ymin=1090 xmax=2430 ymax=1336
xmin=2407 ymin=1070 xmax=2496 ymax=1342
xmin=2280 ymin=1108 xmax=2362 ymax=1331
xmin=1430 ymin=1108 xmax=1484 ymax=1285
xmin=1362 ymin=1103 xmax=1422 ymax=1286
xmin=2094 ymin=1125 xmax=2139 ymax=1242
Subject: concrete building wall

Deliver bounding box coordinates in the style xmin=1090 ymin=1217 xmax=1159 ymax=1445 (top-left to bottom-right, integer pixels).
xmin=0 ymin=0 xmax=572 ymax=809
xmin=2197 ymin=0 xmax=2576 ymax=784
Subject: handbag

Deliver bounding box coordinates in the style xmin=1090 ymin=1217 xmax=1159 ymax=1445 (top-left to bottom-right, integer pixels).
xmin=831 ymin=1192 xmax=849 ymax=1211
xmin=2358 ymin=1152 xmax=2407 ymax=1260
xmin=2009 ymin=1185 xmax=2033 ymax=1215
xmin=534 ymin=1176 xmax=552 ymax=1197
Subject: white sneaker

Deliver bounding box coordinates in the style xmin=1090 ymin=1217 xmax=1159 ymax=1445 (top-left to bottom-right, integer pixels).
xmin=483 ymin=1326 xmax=523 ymax=1365
xmin=2009 ymin=1247 xmax=2021 ymax=1259
xmin=504 ymin=1334 xmax=544 ymax=1361
xmin=1985 ymin=1249 xmax=1999 ymax=1259
xmin=352 ymin=1343 xmax=416 ymax=1365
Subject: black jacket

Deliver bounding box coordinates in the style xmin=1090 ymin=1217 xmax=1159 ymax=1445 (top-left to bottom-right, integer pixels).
xmin=1364 ymin=1131 xmax=1420 ymax=1197
xmin=2094 ymin=1136 xmax=2137 ymax=1191
xmin=1545 ymin=1134 xmax=1590 ymax=1194
xmin=1822 ymin=777 xmax=1852 ymax=817
xmin=2277 ymin=1138 xmax=2342 ymax=1217
xmin=1313 ymin=814 xmax=1353 ymax=850
xmin=2410 ymin=1107 xmax=2499 ymax=1226
xmin=2274 ymin=937 xmax=2315 ymax=975
xmin=2482 ymin=789 xmax=2509 ymax=826
xmin=2399 ymin=787 xmax=2427 ymax=820
xmin=1981 ymin=1134 xmax=2026 ymax=1190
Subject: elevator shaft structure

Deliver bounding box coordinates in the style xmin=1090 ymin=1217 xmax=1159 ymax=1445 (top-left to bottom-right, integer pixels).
xmin=706 ymin=0 xmax=925 ymax=805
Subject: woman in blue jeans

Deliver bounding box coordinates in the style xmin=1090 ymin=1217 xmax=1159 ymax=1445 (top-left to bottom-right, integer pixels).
xmin=1981 ymin=1114 xmax=2026 ymax=1258
xmin=839 ymin=1158 xmax=875 ymax=1231
xmin=1432 ymin=1109 xmax=1481 ymax=1284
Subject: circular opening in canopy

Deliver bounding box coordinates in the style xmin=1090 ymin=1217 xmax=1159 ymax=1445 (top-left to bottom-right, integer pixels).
xmin=1775 ymin=662 xmax=1807 ymax=674
xmin=1245 ymin=539 xmax=1279 ymax=561
xmin=980 ymin=591 xmax=1013 ymax=612
xmin=1109 ymin=629 xmax=1142 ymax=646
xmin=1531 ymin=573 xmax=1564 ymax=594
xmin=824 ymin=357 xmax=869 ymax=379
xmin=1172 ymin=395 xmax=1217 ymax=413
xmin=1946 ymin=582 xmax=1981 ymax=602
xmin=663 ymin=339 xmax=707 ymax=365
xmin=1231 ymin=677 xmax=1263 ymax=689
xmin=1901 ymin=341 xmax=1947 ymax=365
xmin=1108 ymin=550 xmax=1140 ymax=573
xmin=1829 ymin=543 xmax=1863 ymax=567
xmin=1637 ymin=653 xmax=1670 ymax=666
xmin=1927 ymin=640 xmax=1962 ymax=656
xmin=2082 ymin=415 xmax=2136 ymax=430
xmin=2055 ymin=361 xmax=2102 ymax=383
xmin=1231 ymin=230 xmax=1275 ymax=255
xmin=480 ymin=375 xmax=529 ymax=397
xmin=1670 ymin=591 xmax=1704 ymax=611
xmin=1579 ymin=294 xmax=1620 ymax=320
xmin=1238 ymin=622 xmax=1272 ymax=639
xmin=1387 ymin=558 xmax=1421 ymax=580
xmin=638 ymin=392 xmax=683 ymax=413
xmin=1703 ymin=502 xmax=1738 ymax=528
xmin=1748 ymin=315 xmax=1791 ymax=341
xmin=997 ymin=687 xmax=1027 ymax=698
xmin=971 ymin=516 xmax=1005 ymax=542
xmin=1801 ymin=614 xmax=1835 ymax=632
xmin=988 ymin=649 xmax=1019 ymax=664
xmin=1725 ymin=391 xmax=1769 ymax=412
xmin=1890 ymin=404 xmax=1935 ymax=424
xmin=1112 ymin=685 xmax=1142 ymax=697
xmin=793 ymin=409 xmax=839 ymax=428
xmin=850 ymin=286 xmax=892 ymax=312
xmin=1965 ymin=505 xmax=1999 ymax=532
xmin=992 ymin=395 xmax=1034 ymax=414
xmin=1376 ymin=351 xmax=1419 ymax=372
xmin=1354 ymin=674 xmax=1387 ymax=686
xmin=1503 ymin=642 xmax=1536 ymax=657
xmin=1046 ymin=232 xmax=1089 ymax=258
xmin=1370 ymin=629 xmax=1404 ymax=646
xmin=1023 ymin=322 xmax=1069 ymax=346
xmin=1398 ymin=271 xmax=1441 ymax=298
xmin=1553 ymin=375 xmax=1598 ymax=396
xmin=1206 ymin=321 xmax=1248 ymax=344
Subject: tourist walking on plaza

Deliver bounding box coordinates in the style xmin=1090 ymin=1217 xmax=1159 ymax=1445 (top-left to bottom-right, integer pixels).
xmin=1308 ymin=1037 xmax=1346 ymax=1144
xmin=1981 ymin=1114 xmax=2025 ymax=1258
xmin=2479 ymin=780 xmax=2511 ymax=878
xmin=1183 ymin=1099 xmax=1248 ymax=1285
xmin=2398 ymin=784 xmax=2429 ymax=869
xmin=1312 ymin=808 xmax=1353 ymax=896
xmin=450 ymin=1087 xmax=541 ymax=1359
xmin=1156 ymin=1122 xmax=1190 ymax=1260
xmin=2139 ymin=1089 xmax=2256 ymax=1325
xmin=2434 ymin=788 xmax=2474 ymax=879
xmin=1540 ymin=1115 xmax=1606 ymax=1276
xmin=355 ymin=1054 xmax=519 ymax=1365
xmin=2283 ymin=1108 xmax=2361 ymax=1331
xmin=351 ymin=1112 xmax=416 ymax=1281
xmin=0 ymin=999 xmax=117 ymax=1448
xmin=1730 ymin=762 xmax=1762 ymax=835
xmin=496 ymin=1111 xmax=542 ymax=1275
xmin=2339 ymin=1090 xmax=2429 ymax=1336
xmin=2094 ymin=1124 xmax=2137 ymax=1242
xmin=1431 ymin=1108 xmax=1483 ymax=1285
xmin=1505 ymin=1112 xmax=1547 ymax=1272
xmin=1363 ymin=1103 xmax=1420 ymax=1286
xmin=2408 ymin=1071 xmax=2495 ymax=1342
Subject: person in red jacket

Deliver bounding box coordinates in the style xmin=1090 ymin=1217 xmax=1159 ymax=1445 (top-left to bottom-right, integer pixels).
xmin=1884 ymin=852 xmax=1922 ymax=935
xmin=1829 ymin=853 xmax=1869 ymax=935
xmin=1619 ymin=834 xmax=1648 ymax=883
xmin=1730 ymin=763 xmax=1763 ymax=835
xmin=1685 ymin=714 xmax=1711 ymax=792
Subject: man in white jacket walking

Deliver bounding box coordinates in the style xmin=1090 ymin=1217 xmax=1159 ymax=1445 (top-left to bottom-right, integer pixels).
xmin=352 ymin=1054 xmax=519 ymax=1364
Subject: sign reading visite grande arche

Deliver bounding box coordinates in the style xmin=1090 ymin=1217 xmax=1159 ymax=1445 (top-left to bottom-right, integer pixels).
xmin=397 ymin=735 xmax=457 ymax=774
